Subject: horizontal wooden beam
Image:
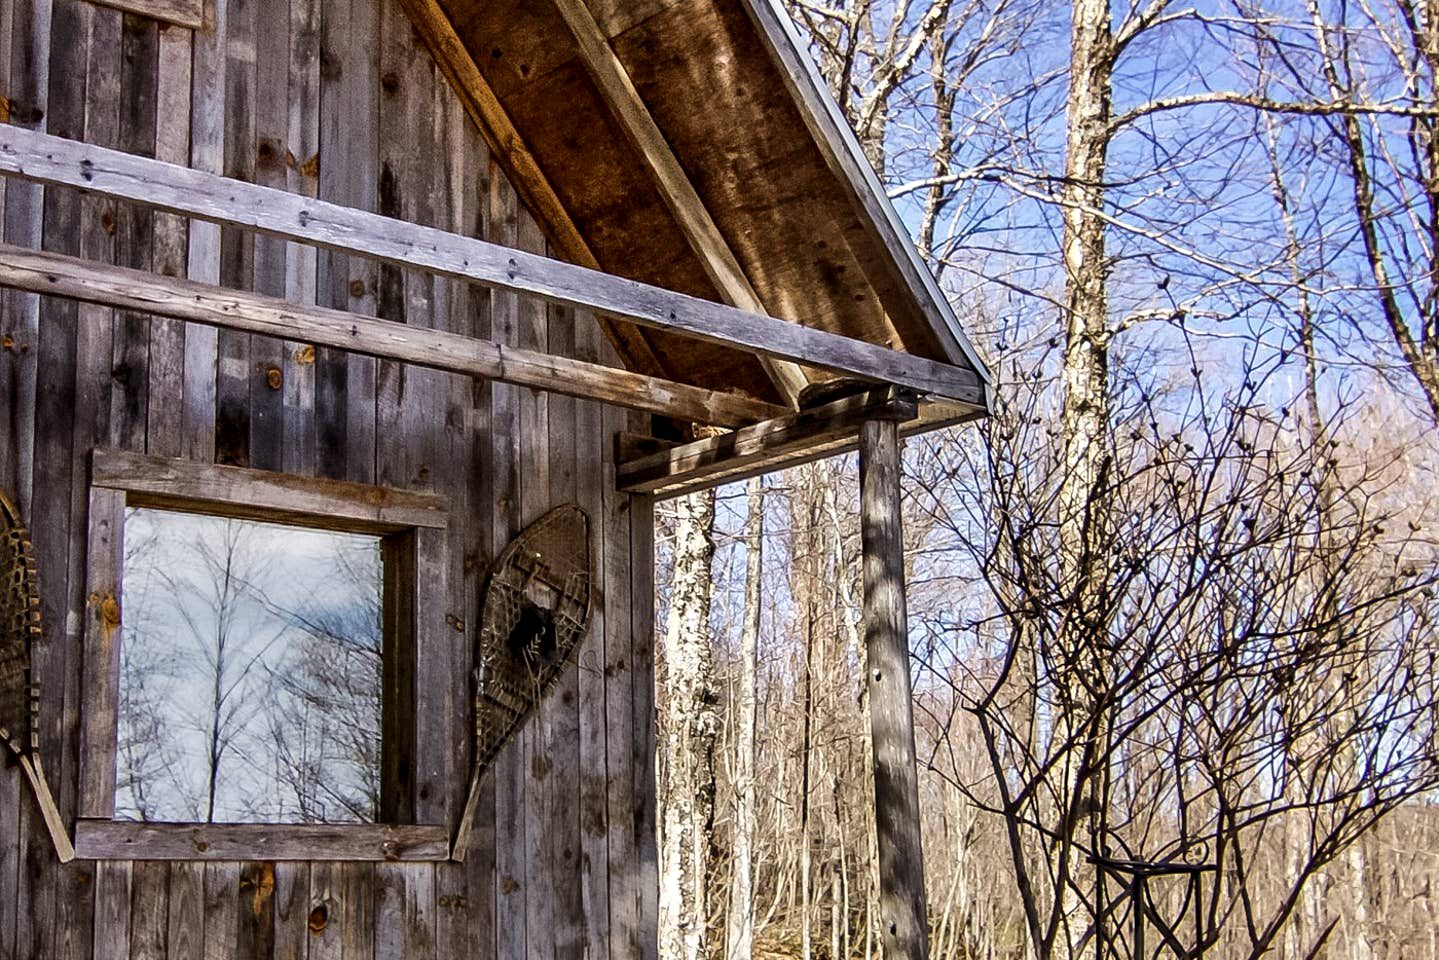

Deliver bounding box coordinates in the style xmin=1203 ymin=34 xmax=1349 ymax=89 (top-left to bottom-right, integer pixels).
xmin=73 ymin=820 xmax=450 ymax=861
xmin=618 ymin=387 xmax=925 ymax=497
xmin=0 ymin=125 xmax=983 ymax=405
xmin=0 ymin=244 xmax=781 ymax=427
xmin=92 ymin=447 xmax=451 ymax=532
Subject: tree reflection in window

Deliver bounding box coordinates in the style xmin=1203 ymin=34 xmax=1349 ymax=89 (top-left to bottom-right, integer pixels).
xmin=117 ymin=508 xmax=382 ymax=824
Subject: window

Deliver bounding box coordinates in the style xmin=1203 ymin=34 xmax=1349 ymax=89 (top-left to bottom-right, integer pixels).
xmin=76 ymin=450 xmax=451 ymax=862
xmin=118 ymin=510 xmax=384 ymax=825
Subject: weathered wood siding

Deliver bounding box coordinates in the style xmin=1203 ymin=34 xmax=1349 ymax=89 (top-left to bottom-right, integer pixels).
xmin=0 ymin=0 xmax=659 ymax=956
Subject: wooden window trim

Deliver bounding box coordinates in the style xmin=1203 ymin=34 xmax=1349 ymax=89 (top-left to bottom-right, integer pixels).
xmin=85 ymin=0 xmax=205 ymax=30
xmin=76 ymin=449 xmax=451 ymax=862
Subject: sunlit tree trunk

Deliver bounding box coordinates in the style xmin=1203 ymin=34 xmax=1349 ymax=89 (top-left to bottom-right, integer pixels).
xmin=660 ymin=490 xmax=719 ymax=960
xmin=1053 ymin=0 xmax=1118 ymax=955
xmin=726 ymin=478 xmax=764 ymax=960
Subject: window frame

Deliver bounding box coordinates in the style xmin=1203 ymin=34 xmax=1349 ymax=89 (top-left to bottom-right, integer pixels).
xmin=75 ymin=449 xmax=452 ymax=862
xmin=86 ymin=0 xmax=204 ymax=31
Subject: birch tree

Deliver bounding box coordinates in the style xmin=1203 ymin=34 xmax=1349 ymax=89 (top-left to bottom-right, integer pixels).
xmin=726 ymin=479 xmax=764 ymax=960
xmin=659 ymin=490 xmax=721 ymax=960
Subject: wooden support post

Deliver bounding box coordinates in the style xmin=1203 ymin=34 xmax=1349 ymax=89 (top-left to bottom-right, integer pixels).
xmin=857 ymin=418 xmax=929 ymax=960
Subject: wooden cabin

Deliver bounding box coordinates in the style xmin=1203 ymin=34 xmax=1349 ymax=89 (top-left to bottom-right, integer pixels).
xmin=0 ymin=0 xmax=991 ymax=956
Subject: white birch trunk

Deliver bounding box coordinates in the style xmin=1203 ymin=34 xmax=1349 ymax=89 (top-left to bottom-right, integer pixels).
xmin=659 ymin=490 xmax=719 ymax=960
xmin=1054 ymin=0 xmax=1117 ymax=955
xmin=725 ymin=478 xmax=763 ymax=960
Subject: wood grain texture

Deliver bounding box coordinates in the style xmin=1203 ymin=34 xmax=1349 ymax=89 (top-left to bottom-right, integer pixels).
xmin=90 ymin=447 xmax=449 ymax=531
xmin=618 ymin=387 xmax=919 ymax=496
xmin=733 ymin=0 xmax=992 ymax=389
xmin=549 ymin=0 xmax=807 ymax=406
xmin=396 ymin=0 xmax=668 ymax=384
xmin=74 ymin=822 xmax=451 ymax=861
xmin=0 ymin=242 xmax=780 ymax=425
xmin=86 ymin=0 xmax=204 ymax=30
xmin=1 ymin=3 xmax=664 ymax=958
xmin=76 ymin=487 xmax=126 ymax=819
xmin=0 ymin=124 xmax=986 ymax=404
xmin=857 ymin=419 xmax=929 ymax=960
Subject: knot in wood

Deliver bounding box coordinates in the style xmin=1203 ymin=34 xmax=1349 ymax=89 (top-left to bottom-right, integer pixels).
xmin=99 ymin=594 xmax=120 ymax=629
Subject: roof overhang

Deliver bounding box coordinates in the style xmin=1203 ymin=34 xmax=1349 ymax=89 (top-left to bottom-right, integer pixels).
xmin=402 ymin=0 xmax=992 ymax=416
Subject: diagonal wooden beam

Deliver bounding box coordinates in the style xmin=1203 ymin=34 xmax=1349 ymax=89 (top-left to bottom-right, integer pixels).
xmin=0 ymin=125 xmax=985 ymax=404
xmin=551 ymin=0 xmax=809 ymax=408
xmin=739 ymin=0 xmax=993 ymax=390
xmin=0 ymin=243 xmax=783 ymax=427
xmin=397 ymin=0 xmax=670 ymax=384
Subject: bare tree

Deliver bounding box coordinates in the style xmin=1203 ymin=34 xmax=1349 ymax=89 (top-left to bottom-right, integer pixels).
xmin=262 ymin=537 xmax=383 ymax=823
xmin=660 ymin=490 xmax=721 ymax=960
xmin=727 ymin=478 xmax=765 ymax=960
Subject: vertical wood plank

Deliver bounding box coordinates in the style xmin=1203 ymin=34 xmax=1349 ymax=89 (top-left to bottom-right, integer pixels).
xmin=341 ymin=0 xmax=378 ymax=486
xmin=336 ymin=862 xmax=374 ymax=960
xmin=77 ymin=10 xmax=125 ymax=955
xmin=488 ymin=161 xmax=525 ymax=960
xmin=215 ymin=0 xmax=256 ymax=466
xmin=306 ymin=861 xmax=342 ymax=960
xmin=110 ymin=12 xmax=158 ymax=453
xmin=77 ymin=487 xmax=124 ymax=818
xmin=30 ymin=1 xmax=88 ymax=954
xmin=0 ymin=0 xmax=11 ymax=218
xmin=601 ymin=399 xmax=637 ymax=960
xmin=629 ymin=488 xmax=658 ymax=960
xmin=236 ymin=861 xmax=277 ymax=959
xmin=517 ymin=204 xmax=554 ymax=960
xmin=313 ymin=0 xmax=350 ymax=480
xmin=0 ymin=0 xmax=19 ymax=926
xmin=0 ymin=32 xmax=51 ymax=952
xmin=204 ymin=862 xmax=240 ymax=960
xmin=550 ymin=306 xmax=585 ymax=960
xmin=274 ymin=3 xmax=322 ymax=947
xmin=281 ymin=0 xmax=320 ymax=476
xmin=272 ymin=860 xmax=310 ymax=960
xmin=183 ymin=0 xmax=227 ymax=462
xmin=0 ymin=0 xmax=50 ymax=511
xmin=376 ymin=863 xmax=436 ymax=960
xmin=248 ymin=0 xmax=291 ymax=473
xmin=131 ymin=860 xmax=171 ymax=960
xmin=167 ymin=860 xmax=206 ymax=960
xmin=93 ymin=859 xmax=134 ymax=960
xmin=145 ymin=23 xmax=193 ymax=460
xmin=574 ymin=309 xmax=610 ymax=960
xmin=858 ymin=419 xmax=929 ymax=960
xmin=433 ymin=78 xmax=480 ymax=960
xmin=458 ymin=132 xmax=498 ymax=960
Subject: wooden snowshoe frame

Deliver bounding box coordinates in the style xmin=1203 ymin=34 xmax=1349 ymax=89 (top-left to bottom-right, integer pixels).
xmin=452 ymin=504 xmax=592 ymax=859
xmin=0 ymin=487 xmax=74 ymax=862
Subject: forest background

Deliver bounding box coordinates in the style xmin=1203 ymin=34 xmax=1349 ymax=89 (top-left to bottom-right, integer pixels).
xmin=650 ymin=2 xmax=1439 ymax=959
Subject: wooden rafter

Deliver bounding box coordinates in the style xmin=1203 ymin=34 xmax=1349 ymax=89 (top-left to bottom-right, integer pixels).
xmin=0 ymin=126 xmax=985 ymax=405
xmin=0 ymin=244 xmax=782 ymax=427
xmin=397 ymin=0 xmax=671 ymax=384
xmin=739 ymin=0 xmax=993 ymax=388
xmin=551 ymin=0 xmax=810 ymax=407
xmin=617 ymin=386 xmax=922 ymax=497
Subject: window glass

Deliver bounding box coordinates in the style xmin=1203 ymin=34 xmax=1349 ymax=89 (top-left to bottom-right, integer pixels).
xmin=118 ymin=508 xmax=383 ymax=824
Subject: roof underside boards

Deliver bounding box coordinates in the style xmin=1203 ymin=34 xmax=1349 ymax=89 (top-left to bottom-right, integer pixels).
xmin=427 ymin=0 xmax=990 ymax=413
